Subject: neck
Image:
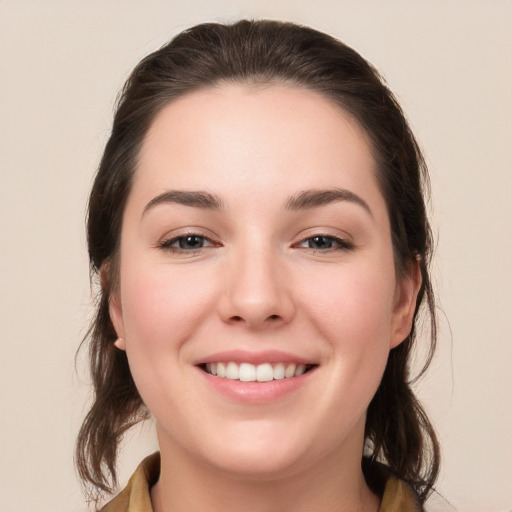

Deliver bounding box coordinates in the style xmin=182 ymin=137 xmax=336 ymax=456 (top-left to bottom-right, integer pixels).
xmin=151 ymin=432 xmax=379 ymax=512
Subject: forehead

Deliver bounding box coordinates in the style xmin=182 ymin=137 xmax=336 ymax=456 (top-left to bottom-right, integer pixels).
xmin=132 ymin=84 xmax=382 ymax=212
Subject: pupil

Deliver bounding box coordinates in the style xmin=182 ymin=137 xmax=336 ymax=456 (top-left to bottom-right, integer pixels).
xmin=179 ymin=235 xmax=203 ymax=249
xmin=310 ymin=236 xmax=331 ymax=249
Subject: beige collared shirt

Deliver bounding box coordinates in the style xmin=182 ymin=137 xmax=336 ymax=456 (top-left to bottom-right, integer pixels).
xmin=100 ymin=452 xmax=423 ymax=512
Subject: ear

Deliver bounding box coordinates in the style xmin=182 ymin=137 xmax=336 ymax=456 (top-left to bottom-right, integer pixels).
xmin=389 ymin=258 xmax=422 ymax=349
xmin=101 ymin=265 xmax=127 ymax=351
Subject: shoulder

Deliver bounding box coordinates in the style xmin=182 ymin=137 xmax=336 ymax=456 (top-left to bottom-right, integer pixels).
xmin=100 ymin=453 xmax=423 ymax=512
xmin=363 ymin=458 xmax=424 ymax=512
xmin=380 ymin=476 xmax=423 ymax=512
xmin=100 ymin=452 xmax=160 ymax=512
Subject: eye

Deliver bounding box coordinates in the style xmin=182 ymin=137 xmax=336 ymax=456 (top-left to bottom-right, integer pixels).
xmin=159 ymin=234 xmax=215 ymax=252
xmin=297 ymin=235 xmax=353 ymax=252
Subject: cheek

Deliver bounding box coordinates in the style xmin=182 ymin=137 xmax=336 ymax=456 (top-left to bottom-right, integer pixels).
xmin=117 ymin=259 xmax=217 ymax=397
xmin=300 ymin=262 xmax=396 ymax=348
xmin=283 ymin=262 xmax=396 ymax=451
xmin=120 ymin=259 xmax=214 ymax=343
xmin=298 ymin=259 xmax=396 ymax=405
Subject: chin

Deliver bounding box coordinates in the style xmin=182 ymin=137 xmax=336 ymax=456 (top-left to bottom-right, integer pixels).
xmin=194 ymin=426 xmax=317 ymax=481
xmin=208 ymin=448 xmax=305 ymax=481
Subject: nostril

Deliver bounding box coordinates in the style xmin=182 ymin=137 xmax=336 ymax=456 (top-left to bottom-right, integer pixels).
xmin=229 ymin=314 xmax=280 ymax=324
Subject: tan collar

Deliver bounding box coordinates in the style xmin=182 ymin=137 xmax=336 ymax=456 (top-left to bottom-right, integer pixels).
xmin=100 ymin=453 xmax=160 ymax=512
xmin=100 ymin=452 xmax=422 ymax=512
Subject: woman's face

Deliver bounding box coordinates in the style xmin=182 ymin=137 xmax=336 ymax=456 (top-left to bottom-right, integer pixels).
xmin=110 ymin=84 xmax=419 ymax=478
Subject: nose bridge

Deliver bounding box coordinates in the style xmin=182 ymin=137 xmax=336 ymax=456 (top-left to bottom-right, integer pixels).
xmin=220 ymin=236 xmax=293 ymax=327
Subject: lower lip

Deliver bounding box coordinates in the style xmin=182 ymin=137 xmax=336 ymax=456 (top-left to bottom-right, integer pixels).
xmin=198 ymin=368 xmax=315 ymax=404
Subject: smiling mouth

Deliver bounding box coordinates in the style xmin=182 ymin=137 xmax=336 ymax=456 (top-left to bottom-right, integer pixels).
xmin=200 ymin=362 xmax=316 ymax=382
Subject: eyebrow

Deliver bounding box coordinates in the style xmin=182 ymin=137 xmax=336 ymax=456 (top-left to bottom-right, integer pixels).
xmin=143 ymin=190 xmax=224 ymax=215
xmin=284 ymin=188 xmax=373 ymax=217
xmin=142 ymin=187 xmax=372 ymax=217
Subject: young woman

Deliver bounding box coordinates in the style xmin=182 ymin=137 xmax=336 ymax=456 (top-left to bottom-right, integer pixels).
xmin=76 ymin=19 xmax=440 ymax=512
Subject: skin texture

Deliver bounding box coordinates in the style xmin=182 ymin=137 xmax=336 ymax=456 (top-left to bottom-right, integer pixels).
xmin=109 ymin=84 xmax=421 ymax=512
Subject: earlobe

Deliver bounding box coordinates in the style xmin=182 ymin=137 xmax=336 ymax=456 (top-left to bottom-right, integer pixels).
xmin=114 ymin=337 xmax=126 ymax=350
xmin=108 ymin=292 xmax=126 ymax=350
xmin=390 ymin=259 xmax=422 ymax=349
xmin=102 ymin=264 xmax=126 ymax=350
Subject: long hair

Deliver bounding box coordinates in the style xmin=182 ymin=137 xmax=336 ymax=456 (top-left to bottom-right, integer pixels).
xmin=76 ymin=19 xmax=439 ymax=504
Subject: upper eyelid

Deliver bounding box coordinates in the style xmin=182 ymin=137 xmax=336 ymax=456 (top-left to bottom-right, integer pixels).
xmin=156 ymin=232 xmax=221 ymax=253
xmin=294 ymin=230 xmax=352 ymax=244
xmin=161 ymin=233 xmax=215 ymax=244
xmin=158 ymin=227 xmax=219 ymax=242
xmin=292 ymin=232 xmax=356 ymax=253
xmin=156 ymin=228 xmax=352 ymax=246
xmin=296 ymin=234 xmax=351 ymax=245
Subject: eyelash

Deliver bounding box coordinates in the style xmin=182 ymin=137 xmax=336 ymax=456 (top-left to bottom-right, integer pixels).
xmin=158 ymin=233 xmax=353 ymax=254
xmin=158 ymin=234 xmax=216 ymax=253
xmin=295 ymin=234 xmax=354 ymax=252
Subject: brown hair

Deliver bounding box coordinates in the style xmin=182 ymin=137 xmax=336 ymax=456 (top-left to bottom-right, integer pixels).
xmin=76 ymin=19 xmax=439 ymax=504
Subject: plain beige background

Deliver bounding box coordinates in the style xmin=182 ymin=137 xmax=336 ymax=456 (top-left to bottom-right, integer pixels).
xmin=1 ymin=1 xmax=511 ymax=511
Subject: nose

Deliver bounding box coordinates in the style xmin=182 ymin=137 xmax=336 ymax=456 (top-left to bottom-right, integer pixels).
xmin=218 ymin=246 xmax=296 ymax=329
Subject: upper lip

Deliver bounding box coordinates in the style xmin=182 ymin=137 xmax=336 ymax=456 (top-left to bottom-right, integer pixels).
xmin=194 ymin=350 xmax=318 ymax=366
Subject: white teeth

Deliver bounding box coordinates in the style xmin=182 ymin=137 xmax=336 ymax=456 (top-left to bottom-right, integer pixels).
xmin=206 ymin=363 xmax=217 ymax=376
xmin=284 ymin=364 xmax=296 ymax=378
xmin=273 ymin=363 xmax=285 ymax=380
xmin=204 ymin=362 xmax=311 ymax=381
xmin=217 ymin=362 xmax=226 ymax=378
xmin=294 ymin=364 xmax=306 ymax=376
xmin=256 ymin=363 xmax=274 ymax=382
xmin=239 ymin=363 xmax=256 ymax=382
xmin=225 ymin=362 xmax=239 ymax=380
